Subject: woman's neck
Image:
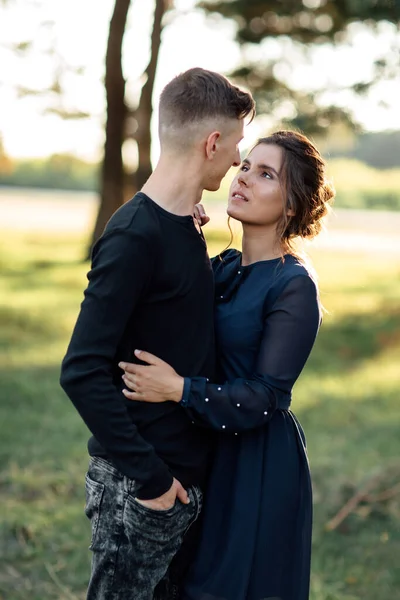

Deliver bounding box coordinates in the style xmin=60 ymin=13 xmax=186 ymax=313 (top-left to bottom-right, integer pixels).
xmin=241 ymin=225 xmax=284 ymax=266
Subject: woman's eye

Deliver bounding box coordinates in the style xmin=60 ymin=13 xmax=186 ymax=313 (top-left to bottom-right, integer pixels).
xmin=261 ymin=171 xmax=272 ymax=179
xmin=240 ymin=165 xmax=248 ymax=171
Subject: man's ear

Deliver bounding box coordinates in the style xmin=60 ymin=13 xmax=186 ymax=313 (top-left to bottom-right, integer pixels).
xmin=205 ymin=131 xmax=220 ymax=159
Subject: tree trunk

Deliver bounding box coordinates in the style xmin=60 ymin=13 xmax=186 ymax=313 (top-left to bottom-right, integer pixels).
xmin=134 ymin=0 xmax=167 ymax=190
xmin=87 ymin=0 xmax=131 ymax=257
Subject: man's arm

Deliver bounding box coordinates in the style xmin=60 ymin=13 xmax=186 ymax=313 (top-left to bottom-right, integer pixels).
xmin=60 ymin=227 xmax=173 ymax=500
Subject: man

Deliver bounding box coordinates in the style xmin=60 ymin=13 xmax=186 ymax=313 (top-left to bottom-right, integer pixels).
xmin=60 ymin=67 xmax=255 ymax=600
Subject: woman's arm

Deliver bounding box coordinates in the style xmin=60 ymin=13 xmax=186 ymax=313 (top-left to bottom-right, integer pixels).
xmin=121 ymin=275 xmax=321 ymax=433
xmin=176 ymin=275 xmax=320 ymax=432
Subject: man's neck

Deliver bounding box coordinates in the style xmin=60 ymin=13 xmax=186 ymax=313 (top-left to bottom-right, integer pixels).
xmin=141 ymin=158 xmax=204 ymax=216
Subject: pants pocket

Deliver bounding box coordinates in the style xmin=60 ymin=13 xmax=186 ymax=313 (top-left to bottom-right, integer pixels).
xmin=124 ymin=489 xmax=198 ymax=546
xmin=84 ymin=472 xmax=105 ymax=550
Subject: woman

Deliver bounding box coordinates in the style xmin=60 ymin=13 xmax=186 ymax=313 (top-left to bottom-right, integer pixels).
xmin=120 ymin=130 xmax=335 ymax=600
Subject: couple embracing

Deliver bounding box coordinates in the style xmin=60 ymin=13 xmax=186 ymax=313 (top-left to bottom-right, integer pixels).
xmin=60 ymin=67 xmax=334 ymax=600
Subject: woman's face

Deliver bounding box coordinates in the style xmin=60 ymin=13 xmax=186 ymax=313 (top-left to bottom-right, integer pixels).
xmin=227 ymin=143 xmax=286 ymax=227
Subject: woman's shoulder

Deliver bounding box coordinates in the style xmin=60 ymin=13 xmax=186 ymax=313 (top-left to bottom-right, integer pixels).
xmin=269 ymin=255 xmax=319 ymax=300
xmin=274 ymin=254 xmax=313 ymax=278
xmin=211 ymin=248 xmax=241 ymax=271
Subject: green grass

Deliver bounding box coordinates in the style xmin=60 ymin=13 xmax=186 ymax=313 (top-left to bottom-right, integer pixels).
xmin=0 ymin=230 xmax=399 ymax=599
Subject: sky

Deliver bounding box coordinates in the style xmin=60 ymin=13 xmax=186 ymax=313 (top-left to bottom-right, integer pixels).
xmin=0 ymin=0 xmax=399 ymax=162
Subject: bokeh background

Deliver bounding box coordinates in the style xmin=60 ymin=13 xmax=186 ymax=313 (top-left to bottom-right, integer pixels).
xmin=1 ymin=1 xmax=400 ymax=598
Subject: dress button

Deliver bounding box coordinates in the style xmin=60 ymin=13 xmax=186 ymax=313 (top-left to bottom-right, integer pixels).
xmin=234 ymin=432 xmax=238 ymax=436
xmin=264 ymin=411 xmax=268 ymax=415
xmin=205 ymin=398 xmax=209 ymax=402
xmin=217 ymin=387 xmax=222 ymax=391
xmin=220 ymin=295 xmax=224 ymax=299
xmin=222 ymin=425 xmax=226 ymax=429
xmin=238 ymin=270 xmax=241 ymax=274
xmin=236 ymin=403 xmax=240 ymax=407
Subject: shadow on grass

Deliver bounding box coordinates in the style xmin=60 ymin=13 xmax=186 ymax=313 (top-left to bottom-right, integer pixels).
xmin=2 ymin=253 xmax=399 ymax=373
xmin=0 ymin=363 xmax=90 ymax=599
xmin=306 ymin=301 xmax=400 ymax=375
xmin=0 ymin=364 xmax=88 ymax=465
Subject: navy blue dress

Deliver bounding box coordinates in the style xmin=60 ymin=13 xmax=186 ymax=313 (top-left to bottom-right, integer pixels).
xmin=180 ymin=250 xmax=321 ymax=600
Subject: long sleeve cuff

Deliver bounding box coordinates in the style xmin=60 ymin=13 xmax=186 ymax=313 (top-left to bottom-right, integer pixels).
xmin=181 ymin=377 xmax=192 ymax=406
xmin=179 ymin=375 xmax=290 ymax=432
xmin=134 ymin=466 xmax=174 ymax=500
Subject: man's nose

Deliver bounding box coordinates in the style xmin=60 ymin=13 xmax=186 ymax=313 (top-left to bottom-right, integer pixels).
xmin=232 ymin=148 xmax=241 ymax=167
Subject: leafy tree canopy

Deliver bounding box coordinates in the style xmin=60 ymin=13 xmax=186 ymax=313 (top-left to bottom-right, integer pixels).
xmin=199 ymin=0 xmax=400 ymax=134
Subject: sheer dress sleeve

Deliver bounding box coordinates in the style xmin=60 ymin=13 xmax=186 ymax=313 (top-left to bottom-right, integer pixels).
xmin=181 ymin=275 xmax=321 ymax=432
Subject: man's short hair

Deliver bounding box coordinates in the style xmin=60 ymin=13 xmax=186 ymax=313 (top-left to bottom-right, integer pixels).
xmin=159 ymin=67 xmax=255 ymax=148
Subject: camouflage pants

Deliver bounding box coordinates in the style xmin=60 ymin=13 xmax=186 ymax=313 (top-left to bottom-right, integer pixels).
xmin=84 ymin=457 xmax=203 ymax=600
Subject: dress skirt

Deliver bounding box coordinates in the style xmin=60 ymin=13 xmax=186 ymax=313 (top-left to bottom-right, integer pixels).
xmin=182 ymin=410 xmax=312 ymax=600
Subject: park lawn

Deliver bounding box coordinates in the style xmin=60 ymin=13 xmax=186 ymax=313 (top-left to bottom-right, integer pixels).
xmin=0 ymin=230 xmax=399 ymax=600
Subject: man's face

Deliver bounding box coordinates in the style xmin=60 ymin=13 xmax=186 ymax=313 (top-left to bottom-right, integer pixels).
xmin=204 ymin=119 xmax=244 ymax=192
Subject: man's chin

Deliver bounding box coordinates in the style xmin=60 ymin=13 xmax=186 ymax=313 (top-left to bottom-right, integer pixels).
xmin=204 ymin=182 xmax=221 ymax=192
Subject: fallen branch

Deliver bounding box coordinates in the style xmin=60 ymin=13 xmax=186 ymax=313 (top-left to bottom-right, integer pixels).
xmin=325 ymin=471 xmax=400 ymax=531
xmin=44 ymin=562 xmax=78 ymax=600
xmin=364 ymin=481 xmax=400 ymax=502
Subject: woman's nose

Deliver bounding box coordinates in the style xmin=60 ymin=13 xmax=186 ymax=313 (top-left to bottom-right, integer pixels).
xmin=237 ymin=171 xmax=248 ymax=186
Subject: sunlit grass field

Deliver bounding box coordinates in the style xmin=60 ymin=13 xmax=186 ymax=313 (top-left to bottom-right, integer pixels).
xmin=0 ymin=229 xmax=399 ymax=599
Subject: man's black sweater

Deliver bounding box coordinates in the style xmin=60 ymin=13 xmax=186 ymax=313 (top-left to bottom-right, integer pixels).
xmin=60 ymin=193 xmax=215 ymax=499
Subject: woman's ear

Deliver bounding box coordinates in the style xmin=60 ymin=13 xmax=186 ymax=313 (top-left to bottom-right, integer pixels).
xmin=286 ymin=208 xmax=296 ymax=217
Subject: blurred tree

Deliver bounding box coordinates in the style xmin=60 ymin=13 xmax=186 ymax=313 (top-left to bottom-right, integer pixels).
xmin=3 ymin=0 xmax=400 ymax=253
xmin=89 ymin=0 xmax=171 ymax=254
xmin=9 ymin=12 xmax=91 ymax=121
xmin=91 ymin=0 xmax=400 ymax=253
xmin=0 ymin=0 xmax=170 ymax=254
xmin=0 ymin=154 xmax=98 ymax=190
xmin=352 ymin=131 xmax=400 ymax=169
xmin=198 ymin=0 xmax=400 ymax=134
xmin=89 ymin=0 xmax=131 ymax=253
xmin=328 ymin=130 xmax=400 ymax=169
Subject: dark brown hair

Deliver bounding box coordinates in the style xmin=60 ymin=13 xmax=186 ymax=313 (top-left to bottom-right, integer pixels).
xmin=255 ymin=130 xmax=335 ymax=251
xmin=159 ymin=67 xmax=255 ymax=128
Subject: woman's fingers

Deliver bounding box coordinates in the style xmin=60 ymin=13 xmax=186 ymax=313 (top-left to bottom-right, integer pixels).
xmin=193 ymin=203 xmax=210 ymax=226
xmin=134 ymin=349 xmax=164 ymax=365
xmin=122 ymin=388 xmax=143 ymax=401
xmin=119 ymin=361 xmax=138 ymax=374
xmin=122 ymin=373 xmax=136 ymax=390
xmin=122 ymin=388 xmax=161 ymax=403
xmin=119 ymin=352 xmax=168 ymax=373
